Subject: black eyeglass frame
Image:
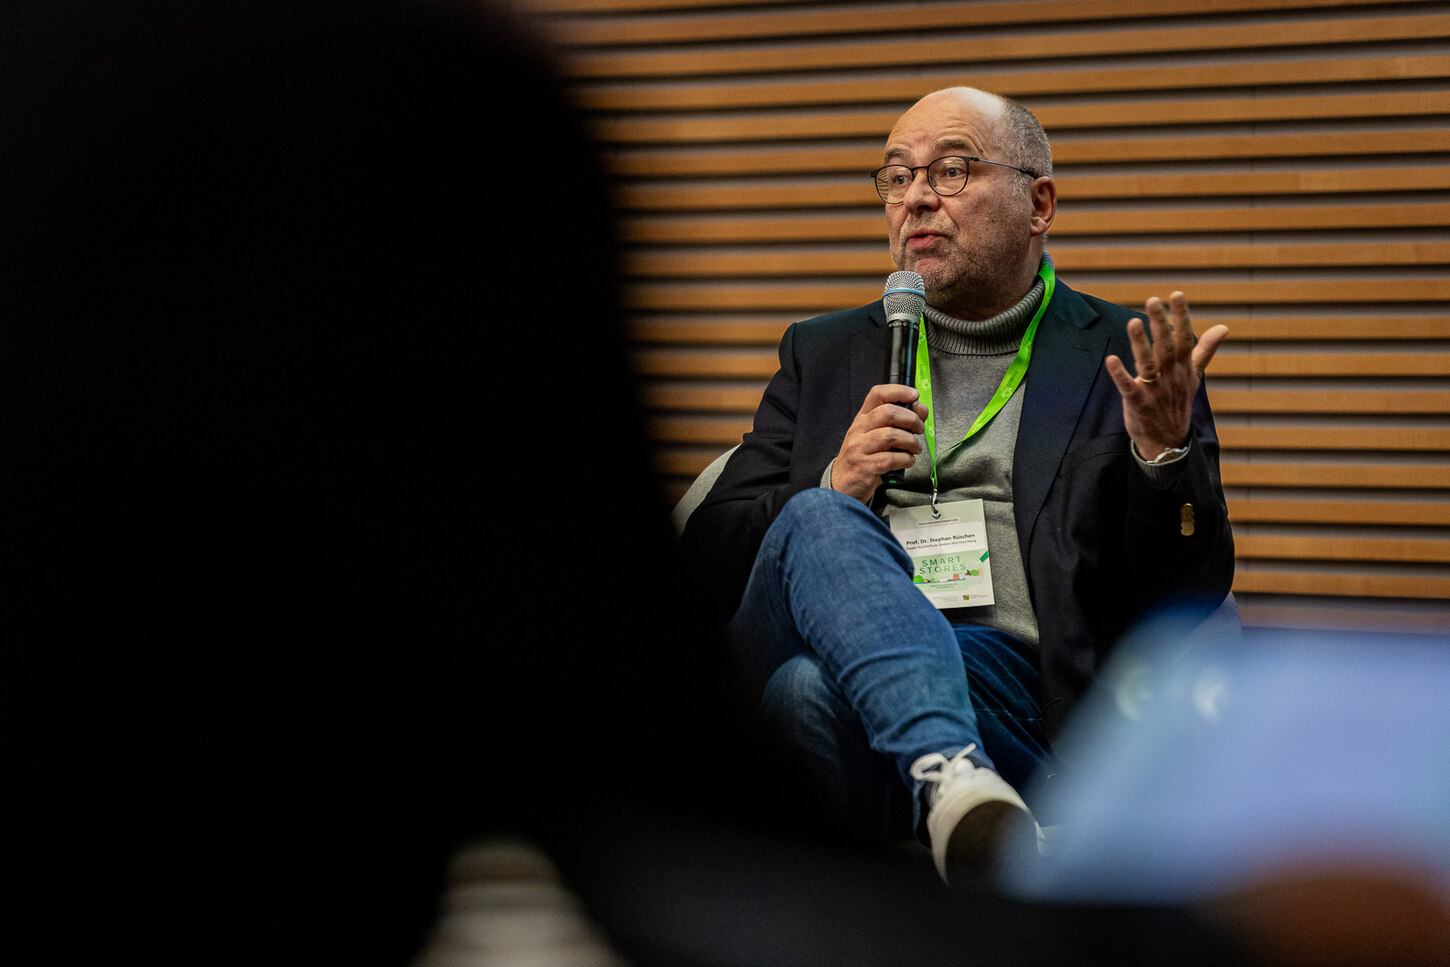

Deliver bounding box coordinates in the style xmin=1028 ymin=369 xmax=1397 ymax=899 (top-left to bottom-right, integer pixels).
xmin=871 ymin=155 xmax=1040 ymax=204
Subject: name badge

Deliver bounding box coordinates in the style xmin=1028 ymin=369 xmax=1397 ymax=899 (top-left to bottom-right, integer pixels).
xmin=887 ymin=498 xmax=994 ymax=610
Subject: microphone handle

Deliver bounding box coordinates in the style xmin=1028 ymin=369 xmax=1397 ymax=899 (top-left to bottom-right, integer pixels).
xmin=884 ymin=317 xmax=917 ymax=387
xmin=882 ymin=317 xmax=918 ymax=487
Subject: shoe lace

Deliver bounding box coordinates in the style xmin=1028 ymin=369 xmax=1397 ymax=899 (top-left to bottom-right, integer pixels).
xmin=910 ymin=744 xmax=980 ymax=785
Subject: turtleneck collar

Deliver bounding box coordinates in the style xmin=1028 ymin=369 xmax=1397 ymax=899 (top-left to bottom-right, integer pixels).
xmin=922 ymin=253 xmax=1052 ymax=356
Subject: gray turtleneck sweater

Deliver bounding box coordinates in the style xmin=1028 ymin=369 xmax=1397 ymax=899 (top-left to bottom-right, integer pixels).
xmin=821 ymin=265 xmax=1047 ymax=645
xmin=884 ymin=268 xmax=1046 ymax=647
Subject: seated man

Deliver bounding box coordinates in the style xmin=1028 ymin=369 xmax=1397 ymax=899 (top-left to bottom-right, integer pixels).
xmin=680 ymin=88 xmax=1234 ymax=883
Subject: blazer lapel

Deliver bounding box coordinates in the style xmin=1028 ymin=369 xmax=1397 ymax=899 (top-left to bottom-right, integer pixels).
xmin=849 ymin=302 xmax=889 ymax=409
xmin=1013 ymin=283 xmax=1110 ymax=553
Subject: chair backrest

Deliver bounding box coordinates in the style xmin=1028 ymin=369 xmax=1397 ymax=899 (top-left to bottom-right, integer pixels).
xmin=671 ymin=445 xmax=738 ymax=535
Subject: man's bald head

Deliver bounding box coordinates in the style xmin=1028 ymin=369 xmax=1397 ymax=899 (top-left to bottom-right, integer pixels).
xmin=899 ymin=87 xmax=1051 ymax=180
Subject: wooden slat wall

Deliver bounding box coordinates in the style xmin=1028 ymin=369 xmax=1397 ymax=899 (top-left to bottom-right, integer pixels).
xmin=523 ymin=0 xmax=1450 ymax=635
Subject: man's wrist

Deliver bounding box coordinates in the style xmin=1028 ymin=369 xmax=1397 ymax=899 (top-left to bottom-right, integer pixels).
xmin=1133 ymin=440 xmax=1191 ymax=465
xmin=1131 ymin=438 xmax=1192 ymax=489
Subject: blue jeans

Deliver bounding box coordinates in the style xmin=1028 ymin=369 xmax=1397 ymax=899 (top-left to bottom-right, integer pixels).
xmin=728 ymin=488 xmax=1050 ymax=836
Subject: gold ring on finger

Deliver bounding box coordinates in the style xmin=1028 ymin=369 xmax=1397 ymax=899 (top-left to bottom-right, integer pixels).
xmin=1136 ymin=374 xmax=1157 ymax=385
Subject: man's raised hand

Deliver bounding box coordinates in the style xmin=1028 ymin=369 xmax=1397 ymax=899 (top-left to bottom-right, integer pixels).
xmin=1105 ymin=291 xmax=1228 ymax=461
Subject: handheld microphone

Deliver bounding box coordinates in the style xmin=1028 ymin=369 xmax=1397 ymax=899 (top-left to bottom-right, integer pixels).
xmin=883 ymin=270 xmax=925 ymax=388
xmin=881 ymin=270 xmax=925 ymax=487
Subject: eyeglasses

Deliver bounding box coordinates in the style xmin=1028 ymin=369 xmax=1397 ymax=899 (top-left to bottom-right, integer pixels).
xmin=871 ymin=156 xmax=1039 ymax=204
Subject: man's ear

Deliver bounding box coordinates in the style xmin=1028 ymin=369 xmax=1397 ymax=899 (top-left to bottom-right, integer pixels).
xmin=1029 ymin=176 xmax=1056 ymax=238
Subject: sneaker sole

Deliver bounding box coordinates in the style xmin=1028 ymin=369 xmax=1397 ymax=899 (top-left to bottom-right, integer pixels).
xmin=944 ymin=800 xmax=1036 ymax=884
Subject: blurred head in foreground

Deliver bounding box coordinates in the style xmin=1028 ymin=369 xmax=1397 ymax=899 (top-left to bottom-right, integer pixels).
xmin=0 ymin=1 xmax=701 ymax=961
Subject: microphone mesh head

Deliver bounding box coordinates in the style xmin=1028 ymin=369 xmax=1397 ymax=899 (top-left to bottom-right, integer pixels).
xmin=882 ymin=270 xmax=925 ymax=318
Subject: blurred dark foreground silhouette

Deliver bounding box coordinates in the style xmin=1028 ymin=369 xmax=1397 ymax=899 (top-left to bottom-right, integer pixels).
xmin=0 ymin=1 xmax=742 ymax=961
xmin=0 ymin=4 xmax=1337 ymax=966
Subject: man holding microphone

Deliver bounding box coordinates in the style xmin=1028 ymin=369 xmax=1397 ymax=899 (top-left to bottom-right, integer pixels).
xmin=681 ymin=87 xmax=1234 ymax=884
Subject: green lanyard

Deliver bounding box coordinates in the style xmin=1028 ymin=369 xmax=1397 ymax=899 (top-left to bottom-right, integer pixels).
xmin=915 ymin=258 xmax=1056 ymax=510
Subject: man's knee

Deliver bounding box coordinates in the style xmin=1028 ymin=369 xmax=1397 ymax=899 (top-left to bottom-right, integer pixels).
xmin=761 ymin=487 xmax=903 ymax=566
xmin=770 ymin=487 xmax=861 ymax=537
xmin=760 ymin=653 xmax=854 ymax=741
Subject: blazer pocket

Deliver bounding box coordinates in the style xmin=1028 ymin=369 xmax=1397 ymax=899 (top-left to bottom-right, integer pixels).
xmin=1056 ymin=431 xmax=1131 ymax=478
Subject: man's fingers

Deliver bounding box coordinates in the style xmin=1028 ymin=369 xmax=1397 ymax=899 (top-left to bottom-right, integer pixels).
xmin=875 ymin=427 xmax=923 ymax=458
xmin=841 ymin=386 xmax=926 ymax=470
xmin=861 ymin=382 xmax=919 ymax=411
xmin=848 ymin=419 xmax=922 ymax=453
xmin=1124 ymin=317 xmax=1155 ymax=379
xmin=834 ymin=391 xmax=926 ymax=501
xmin=1147 ymin=296 xmax=1181 ymax=371
xmin=1167 ymin=291 xmax=1196 ymax=356
xmin=1191 ymin=324 xmax=1230 ymax=374
xmin=857 ymin=384 xmax=925 ymax=429
xmin=1138 ymin=292 xmax=1219 ymax=381
xmin=1104 ymin=353 xmax=1142 ymax=398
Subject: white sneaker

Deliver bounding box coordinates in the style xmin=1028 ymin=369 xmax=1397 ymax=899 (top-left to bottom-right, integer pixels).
xmin=910 ymin=745 xmax=1038 ymax=884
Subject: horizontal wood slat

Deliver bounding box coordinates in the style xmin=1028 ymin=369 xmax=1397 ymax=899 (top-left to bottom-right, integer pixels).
xmin=1228 ymin=497 xmax=1450 ymax=526
xmin=637 ymin=385 xmax=1450 ymax=422
xmin=625 ymin=279 xmax=1450 ymax=311
xmin=561 ymin=13 xmax=1450 ymax=78
xmin=622 ymin=203 xmax=1450 ymax=245
xmin=1219 ymin=462 xmax=1450 ymax=489
xmin=641 ymin=383 xmax=769 ymax=411
xmin=630 ymin=318 xmax=794 ymax=344
xmin=633 ymin=347 xmax=771 ymax=377
xmin=618 ymin=169 xmax=1450 ymax=210
xmin=1209 ymin=353 xmax=1450 ymax=377
xmin=1234 ymin=534 xmax=1450 ymax=564
xmin=582 ymin=57 xmax=1450 ymax=112
xmin=641 ymin=384 xmax=1450 ymax=418
xmin=629 ymin=314 xmax=1450 ymax=343
xmin=648 ymin=415 xmax=750 ymax=444
xmin=651 ymin=417 xmax=1450 ymax=451
xmin=626 ymin=241 xmax=1450 ymax=277
xmin=598 ymin=93 xmax=1450 ymax=143
xmin=530 ymin=0 xmax=1431 ymax=22
xmin=653 ymin=447 xmax=732 ymax=482
xmin=1233 ymin=568 xmax=1450 ymax=600
xmin=1211 ymin=390 xmax=1450 ymax=413
xmin=647 ymin=414 xmax=1450 ymax=453
xmin=1218 ymin=426 xmax=1450 ymax=451
xmin=610 ymin=131 xmax=1450 ymax=178
xmin=637 ymin=384 xmax=1450 ymax=419
xmin=1201 ymin=315 xmax=1450 ymax=341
